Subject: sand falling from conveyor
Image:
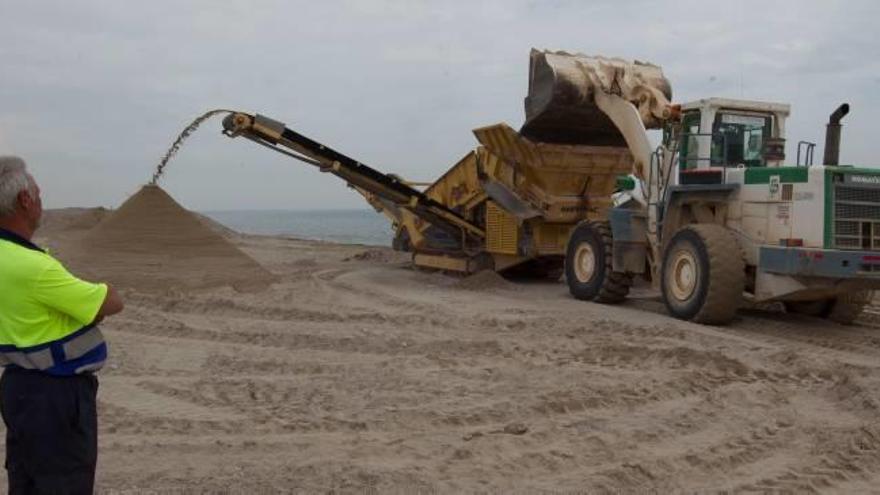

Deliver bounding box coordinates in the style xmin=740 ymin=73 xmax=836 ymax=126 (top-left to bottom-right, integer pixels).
xmin=149 ymin=109 xmax=234 ymax=185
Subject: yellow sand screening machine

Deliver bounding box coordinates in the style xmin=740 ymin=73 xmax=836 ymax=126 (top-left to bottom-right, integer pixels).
xmin=221 ymin=50 xmax=673 ymax=276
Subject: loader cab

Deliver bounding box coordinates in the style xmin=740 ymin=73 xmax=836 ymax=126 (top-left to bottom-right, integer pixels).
xmin=674 ymin=98 xmax=790 ymax=181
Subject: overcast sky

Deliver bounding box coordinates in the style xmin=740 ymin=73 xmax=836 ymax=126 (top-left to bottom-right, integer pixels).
xmin=1 ymin=0 xmax=878 ymax=211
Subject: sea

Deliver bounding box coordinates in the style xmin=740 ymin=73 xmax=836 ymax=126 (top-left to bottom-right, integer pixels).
xmin=201 ymin=209 xmax=395 ymax=247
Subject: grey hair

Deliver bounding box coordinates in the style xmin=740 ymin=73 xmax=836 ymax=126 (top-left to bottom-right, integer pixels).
xmin=0 ymin=156 xmax=33 ymax=216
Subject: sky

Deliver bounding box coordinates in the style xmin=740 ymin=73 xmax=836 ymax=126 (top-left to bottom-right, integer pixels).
xmin=1 ymin=0 xmax=878 ymax=211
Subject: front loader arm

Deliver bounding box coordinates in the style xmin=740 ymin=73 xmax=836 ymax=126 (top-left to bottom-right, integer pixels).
xmin=592 ymin=91 xmax=656 ymax=196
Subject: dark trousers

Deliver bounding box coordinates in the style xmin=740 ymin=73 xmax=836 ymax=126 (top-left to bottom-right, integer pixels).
xmin=0 ymin=368 xmax=98 ymax=495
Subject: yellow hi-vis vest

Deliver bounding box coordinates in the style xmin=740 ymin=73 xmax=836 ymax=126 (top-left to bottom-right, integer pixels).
xmin=0 ymin=228 xmax=108 ymax=375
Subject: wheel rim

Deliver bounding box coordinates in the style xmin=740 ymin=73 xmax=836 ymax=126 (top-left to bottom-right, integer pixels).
xmin=573 ymin=243 xmax=596 ymax=283
xmin=668 ymin=248 xmax=698 ymax=302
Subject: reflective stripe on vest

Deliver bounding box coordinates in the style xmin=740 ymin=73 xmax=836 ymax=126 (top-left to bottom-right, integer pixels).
xmin=0 ymin=348 xmax=54 ymax=370
xmin=0 ymin=326 xmax=106 ymax=374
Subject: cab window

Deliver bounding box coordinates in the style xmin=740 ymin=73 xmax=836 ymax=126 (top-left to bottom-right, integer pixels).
xmin=678 ymin=111 xmax=701 ymax=170
xmin=711 ymin=113 xmax=772 ymax=167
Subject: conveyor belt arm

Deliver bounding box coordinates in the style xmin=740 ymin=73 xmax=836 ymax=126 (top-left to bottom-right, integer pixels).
xmin=221 ymin=112 xmax=485 ymax=240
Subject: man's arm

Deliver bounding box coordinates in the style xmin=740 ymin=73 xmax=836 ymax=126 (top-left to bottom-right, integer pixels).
xmin=34 ymin=260 xmax=124 ymax=326
xmin=96 ymin=283 xmax=124 ymax=319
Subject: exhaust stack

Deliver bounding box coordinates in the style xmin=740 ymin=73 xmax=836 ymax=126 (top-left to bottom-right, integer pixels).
xmin=823 ymin=103 xmax=850 ymax=166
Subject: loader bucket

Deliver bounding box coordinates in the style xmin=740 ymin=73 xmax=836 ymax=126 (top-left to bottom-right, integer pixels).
xmin=521 ymin=49 xmax=673 ymax=146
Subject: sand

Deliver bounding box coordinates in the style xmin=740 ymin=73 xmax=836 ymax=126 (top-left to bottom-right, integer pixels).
xmin=454 ymin=269 xmax=519 ymax=291
xmin=5 ymin=207 xmax=880 ymax=493
xmin=71 ymin=185 xmax=275 ymax=292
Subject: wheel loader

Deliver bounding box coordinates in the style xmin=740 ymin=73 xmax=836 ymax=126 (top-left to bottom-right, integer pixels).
xmin=540 ymin=53 xmax=880 ymax=325
xmin=219 ymin=49 xmax=880 ymax=325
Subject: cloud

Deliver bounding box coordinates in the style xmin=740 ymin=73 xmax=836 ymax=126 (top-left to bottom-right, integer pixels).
xmin=1 ymin=0 xmax=878 ymax=209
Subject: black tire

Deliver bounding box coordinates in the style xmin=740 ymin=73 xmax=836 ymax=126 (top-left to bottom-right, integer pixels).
xmin=661 ymin=224 xmax=744 ymax=325
xmin=826 ymin=291 xmax=872 ymax=325
xmin=564 ymin=221 xmax=631 ymax=303
xmin=784 ymin=291 xmax=871 ymax=325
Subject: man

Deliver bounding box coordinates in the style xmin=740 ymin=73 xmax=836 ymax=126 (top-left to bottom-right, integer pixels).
xmin=0 ymin=156 xmax=123 ymax=494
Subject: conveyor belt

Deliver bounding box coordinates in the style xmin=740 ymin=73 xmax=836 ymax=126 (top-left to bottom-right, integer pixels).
xmin=222 ymin=112 xmax=484 ymax=241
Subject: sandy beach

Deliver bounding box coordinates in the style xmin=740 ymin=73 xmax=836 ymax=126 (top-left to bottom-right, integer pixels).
xmin=3 ymin=205 xmax=880 ymax=493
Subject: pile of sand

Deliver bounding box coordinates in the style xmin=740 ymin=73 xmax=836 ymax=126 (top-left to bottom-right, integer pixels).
xmin=71 ymin=185 xmax=275 ymax=292
xmin=193 ymin=212 xmax=239 ymax=238
xmin=40 ymin=207 xmax=110 ymax=234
